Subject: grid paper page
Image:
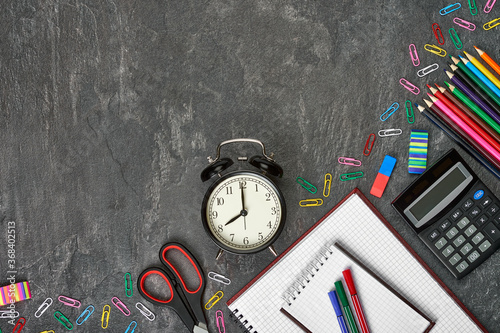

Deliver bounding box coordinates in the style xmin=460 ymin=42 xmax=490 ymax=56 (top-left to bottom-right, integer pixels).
xmin=285 ymin=245 xmax=431 ymax=332
xmin=227 ymin=192 xmax=484 ymax=333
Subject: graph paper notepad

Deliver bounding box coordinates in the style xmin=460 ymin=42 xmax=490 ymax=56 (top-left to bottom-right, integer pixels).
xmin=226 ymin=188 xmax=487 ymax=333
xmin=281 ymin=243 xmax=432 ymax=333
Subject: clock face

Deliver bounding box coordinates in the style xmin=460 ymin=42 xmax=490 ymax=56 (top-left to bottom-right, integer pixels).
xmin=202 ymin=171 xmax=285 ymax=254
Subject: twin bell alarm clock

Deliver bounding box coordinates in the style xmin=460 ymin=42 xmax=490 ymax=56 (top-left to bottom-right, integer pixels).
xmin=200 ymin=139 xmax=286 ymax=259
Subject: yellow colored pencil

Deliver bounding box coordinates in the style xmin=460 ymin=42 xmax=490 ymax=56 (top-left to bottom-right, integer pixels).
xmin=464 ymin=51 xmax=500 ymax=91
xmin=474 ymin=46 xmax=500 ymax=77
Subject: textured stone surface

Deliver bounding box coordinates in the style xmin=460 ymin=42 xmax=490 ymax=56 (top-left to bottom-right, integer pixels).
xmin=0 ymin=0 xmax=499 ymax=332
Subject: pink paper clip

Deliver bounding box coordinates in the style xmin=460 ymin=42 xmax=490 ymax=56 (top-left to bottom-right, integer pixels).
xmin=484 ymin=0 xmax=497 ymax=13
xmin=112 ymin=296 xmax=131 ymax=316
xmin=408 ymin=44 xmax=420 ymax=66
xmin=338 ymin=157 xmax=362 ymax=167
xmin=432 ymin=23 xmax=445 ymax=45
xmin=58 ymin=295 xmax=81 ymax=308
xmin=216 ymin=310 xmax=226 ymax=333
xmin=13 ymin=317 xmax=26 ymax=332
xmin=400 ymin=78 xmax=420 ymax=95
xmin=453 ymin=17 xmax=476 ymax=31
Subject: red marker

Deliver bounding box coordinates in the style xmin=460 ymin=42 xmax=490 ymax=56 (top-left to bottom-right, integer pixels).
xmin=342 ymin=269 xmax=370 ymax=333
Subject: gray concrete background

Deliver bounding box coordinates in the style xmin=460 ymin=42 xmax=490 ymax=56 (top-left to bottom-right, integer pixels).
xmin=0 ymin=0 xmax=499 ymax=332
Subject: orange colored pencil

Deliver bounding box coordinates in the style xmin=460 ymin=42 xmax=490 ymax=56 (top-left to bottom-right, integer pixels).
xmin=474 ymin=46 xmax=500 ymax=77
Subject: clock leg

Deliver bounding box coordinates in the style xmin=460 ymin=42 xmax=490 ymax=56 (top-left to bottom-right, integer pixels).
xmin=268 ymin=245 xmax=278 ymax=257
xmin=215 ymin=249 xmax=224 ymax=260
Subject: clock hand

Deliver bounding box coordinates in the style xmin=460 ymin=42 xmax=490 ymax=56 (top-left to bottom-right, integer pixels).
xmin=224 ymin=209 xmax=248 ymax=226
xmin=240 ymin=185 xmax=246 ymax=210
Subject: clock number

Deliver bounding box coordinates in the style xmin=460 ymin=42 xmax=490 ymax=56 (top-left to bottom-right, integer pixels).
xmin=211 ymin=211 xmax=218 ymax=219
xmin=267 ymin=221 xmax=272 ymax=229
xmin=265 ymin=193 xmax=271 ymax=201
xmin=217 ymin=224 xmax=223 ymax=232
xmin=239 ymin=181 xmax=247 ymax=189
xmin=258 ymin=232 xmax=263 ymax=241
xmin=271 ymin=207 xmax=277 ymax=215
xmin=243 ymin=237 xmax=249 ymax=245
xmin=217 ymin=198 xmax=224 ymax=206
xmin=230 ymin=233 xmax=235 ymax=241
xmin=255 ymin=184 xmax=259 ymax=192
xmin=226 ymin=187 xmax=233 ymax=195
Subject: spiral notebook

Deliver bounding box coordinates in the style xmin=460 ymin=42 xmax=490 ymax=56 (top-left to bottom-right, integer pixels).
xmin=226 ymin=188 xmax=487 ymax=333
xmin=281 ymin=243 xmax=432 ymax=333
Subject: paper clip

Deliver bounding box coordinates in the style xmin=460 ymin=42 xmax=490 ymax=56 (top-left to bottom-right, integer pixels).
xmin=54 ymin=311 xmax=73 ymax=330
xmin=35 ymin=297 xmax=53 ymax=318
xmin=208 ymin=272 xmax=231 ymax=285
xmin=405 ymin=101 xmax=414 ymax=124
xmin=408 ymin=44 xmax=420 ymax=66
xmin=216 ymin=310 xmax=226 ymax=333
xmin=468 ymin=0 xmax=478 ymax=15
xmin=400 ymin=78 xmax=420 ymax=95
xmin=12 ymin=317 xmax=26 ymax=333
xmin=338 ymin=157 xmax=362 ymax=166
xmin=378 ymin=129 xmax=403 ymax=137
xmin=76 ymin=305 xmax=95 ymax=325
xmin=323 ymin=173 xmax=332 ymax=197
xmin=424 ymin=44 xmax=447 ymax=57
xmin=136 ymin=302 xmax=155 ymax=321
xmin=101 ymin=305 xmax=111 ymax=329
xmin=340 ymin=172 xmax=364 ymax=181
xmin=299 ymin=198 xmax=324 ymax=207
xmin=125 ymin=272 xmax=133 ymax=297
xmin=125 ymin=321 xmax=138 ymax=333
xmin=380 ymin=102 xmax=399 ymax=121
xmin=205 ymin=290 xmax=224 ymax=310
xmin=439 ymin=3 xmax=461 ymax=15
xmin=58 ymin=295 xmax=81 ymax=308
xmin=483 ymin=17 xmax=500 ymax=30
xmin=112 ymin=296 xmax=131 ymax=316
xmin=432 ymin=23 xmax=445 ymax=45
xmin=40 ymin=331 xmax=55 ymax=333
xmin=417 ymin=63 xmax=439 ymax=77
xmin=0 ymin=309 xmax=19 ymax=318
xmin=296 ymin=177 xmax=317 ymax=194
xmin=448 ymin=28 xmax=463 ymax=50
xmin=363 ymin=133 xmax=375 ymax=156
xmin=453 ymin=17 xmax=476 ymax=31
xmin=484 ymin=0 xmax=496 ymax=13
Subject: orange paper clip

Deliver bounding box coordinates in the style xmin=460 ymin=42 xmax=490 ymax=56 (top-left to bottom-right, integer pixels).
xmin=432 ymin=23 xmax=445 ymax=45
xmin=363 ymin=133 xmax=375 ymax=156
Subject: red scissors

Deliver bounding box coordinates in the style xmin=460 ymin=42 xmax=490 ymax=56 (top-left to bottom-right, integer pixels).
xmin=137 ymin=242 xmax=208 ymax=333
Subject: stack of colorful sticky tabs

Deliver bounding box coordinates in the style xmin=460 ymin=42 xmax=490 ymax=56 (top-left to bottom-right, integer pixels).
xmin=408 ymin=130 xmax=429 ymax=174
xmin=0 ymin=281 xmax=31 ymax=306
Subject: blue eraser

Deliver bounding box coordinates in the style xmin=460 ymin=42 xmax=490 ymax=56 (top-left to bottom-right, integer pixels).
xmin=379 ymin=155 xmax=397 ymax=177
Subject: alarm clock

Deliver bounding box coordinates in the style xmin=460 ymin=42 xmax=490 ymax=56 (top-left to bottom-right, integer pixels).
xmin=200 ymin=139 xmax=286 ymax=259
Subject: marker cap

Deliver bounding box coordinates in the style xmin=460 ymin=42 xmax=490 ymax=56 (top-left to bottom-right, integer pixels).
xmin=328 ymin=290 xmax=343 ymax=317
xmin=334 ymin=280 xmax=350 ymax=306
xmin=342 ymin=269 xmax=357 ymax=295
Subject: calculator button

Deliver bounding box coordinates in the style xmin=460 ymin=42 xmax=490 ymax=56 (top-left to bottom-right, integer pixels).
xmin=450 ymin=209 xmax=462 ymax=221
xmin=453 ymin=235 xmax=466 ymax=247
xmin=486 ymin=204 xmax=499 ymax=216
xmin=460 ymin=243 xmax=473 ymax=255
xmin=483 ymin=223 xmax=500 ymax=242
xmin=462 ymin=199 xmax=474 ymax=211
xmin=494 ymin=215 xmax=500 ymax=226
xmin=467 ymin=251 xmax=480 ymax=263
xmin=473 ymin=190 xmax=484 ymax=200
xmin=456 ymin=261 xmax=469 ymax=273
xmin=477 ymin=215 xmax=489 ymax=226
xmin=479 ymin=240 xmax=492 ymax=252
xmin=439 ymin=220 xmax=451 ymax=231
xmin=428 ymin=229 xmax=440 ymax=241
xmin=469 ymin=206 xmax=481 ymax=218
xmin=446 ymin=227 xmax=459 ymax=239
xmin=464 ymin=225 xmax=477 ymax=237
xmin=435 ymin=237 xmax=447 ymax=250
xmin=457 ymin=217 xmax=470 ymax=229
xmin=442 ymin=245 xmax=454 ymax=258
xmin=449 ymin=253 xmax=462 ymax=266
xmin=472 ymin=232 xmax=485 ymax=245
xmin=480 ymin=196 xmax=492 ymax=208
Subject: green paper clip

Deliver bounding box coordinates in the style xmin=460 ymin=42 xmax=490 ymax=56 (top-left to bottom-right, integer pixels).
xmin=449 ymin=28 xmax=463 ymax=50
xmin=339 ymin=172 xmax=364 ymax=181
xmin=468 ymin=0 xmax=477 ymax=15
xmin=296 ymin=177 xmax=317 ymax=194
xmin=125 ymin=272 xmax=133 ymax=297
xmin=54 ymin=311 xmax=73 ymax=330
xmin=405 ymin=100 xmax=415 ymax=124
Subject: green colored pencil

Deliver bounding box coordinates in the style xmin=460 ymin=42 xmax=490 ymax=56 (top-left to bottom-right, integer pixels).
xmin=445 ymin=81 xmax=500 ymax=135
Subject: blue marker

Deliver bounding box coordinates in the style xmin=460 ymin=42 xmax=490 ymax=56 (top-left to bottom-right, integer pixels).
xmin=328 ymin=290 xmax=350 ymax=333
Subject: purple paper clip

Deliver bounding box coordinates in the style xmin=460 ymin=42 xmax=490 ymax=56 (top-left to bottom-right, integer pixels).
xmin=216 ymin=310 xmax=226 ymax=333
xmin=409 ymin=44 xmax=420 ymax=66
xmin=58 ymin=295 xmax=81 ymax=308
xmin=484 ymin=0 xmax=496 ymax=13
xmin=400 ymin=78 xmax=420 ymax=95
xmin=338 ymin=157 xmax=362 ymax=167
xmin=453 ymin=17 xmax=476 ymax=31
xmin=112 ymin=296 xmax=131 ymax=316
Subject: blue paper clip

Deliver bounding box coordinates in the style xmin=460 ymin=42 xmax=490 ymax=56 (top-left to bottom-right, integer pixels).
xmin=76 ymin=305 xmax=95 ymax=325
xmin=125 ymin=321 xmax=138 ymax=333
xmin=340 ymin=172 xmax=364 ymax=181
xmin=380 ymin=102 xmax=399 ymax=121
xmin=439 ymin=3 xmax=461 ymax=15
xmin=296 ymin=177 xmax=317 ymax=194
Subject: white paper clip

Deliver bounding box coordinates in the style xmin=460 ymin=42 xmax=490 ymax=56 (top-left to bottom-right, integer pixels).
xmin=417 ymin=63 xmax=439 ymax=77
xmin=399 ymin=78 xmax=420 ymax=95
xmin=35 ymin=297 xmax=53 ymax=318
xmin=453 ymin=17 xmax=476 ymax=31
xmin=208 ymin=272 xmax=231 ymax=285
xmin=378 ymin=129 xmax=403 ymax=137
xmin=136 ymin=302 xmax=155 ymax=321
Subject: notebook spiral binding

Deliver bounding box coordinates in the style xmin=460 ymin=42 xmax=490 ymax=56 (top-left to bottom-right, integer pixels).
xmin=281 ymin=244 xmax=334 ymax=306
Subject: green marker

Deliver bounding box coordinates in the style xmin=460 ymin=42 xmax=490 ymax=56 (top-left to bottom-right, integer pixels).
xmin=335 ymin=280 xmax=359 ymax=333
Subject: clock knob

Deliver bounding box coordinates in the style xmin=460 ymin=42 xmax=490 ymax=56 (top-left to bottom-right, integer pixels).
xmin=249 ymin=156 xmax=284 ymax=178
xmin=200 ymin=158 xmax=233 ymax=182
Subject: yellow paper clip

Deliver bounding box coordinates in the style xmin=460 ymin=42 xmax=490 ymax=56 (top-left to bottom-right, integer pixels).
xmin=424 ymin=44 xmax=447 ymax=57
xmin=483 ymin=18 xmax=500 ymax=31
xmin=205 ymin=291 xmax=224 ymax=310
xmin=323 ymin=173 xmax=332 ymax=197
xmin=40 ymin=331 xmax=55 ymax=333
xmin=101 ymin=305 xmax=111 ymax=329
xmin=299 ymin=198 xmax=324 ymax=207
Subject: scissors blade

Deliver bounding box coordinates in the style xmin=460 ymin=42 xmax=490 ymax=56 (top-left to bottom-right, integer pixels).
xmin=193 ymin=323 xmax=209 ymax=333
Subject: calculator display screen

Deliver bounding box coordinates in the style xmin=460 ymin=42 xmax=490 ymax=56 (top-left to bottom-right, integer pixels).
xmin=404 ymin=162 xmax=473 ymax=228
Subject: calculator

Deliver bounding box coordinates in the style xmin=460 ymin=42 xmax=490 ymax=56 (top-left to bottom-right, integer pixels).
xmin=392 ymin=149 xmax=500 ymax=279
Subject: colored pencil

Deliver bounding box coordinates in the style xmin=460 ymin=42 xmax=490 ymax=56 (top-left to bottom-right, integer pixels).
xmin=427 ymin=87 xmax=500 ymax=153
xmin=417 ymin=103 xmax=500 ymax=179
xmin=445 ymin=81 xmax=500 ymax=135
xmin=449 ymin=59 xmax=500 ymax=113
xmin=464 ymin=51 xmax=500 ymax=91
xmin=427 ymin=94 xmax=500 ymax=164
xmin=460 ymin=55 xmax=500 ymax=100
xmin=474 ymin=46 xmax=500 ymax=77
